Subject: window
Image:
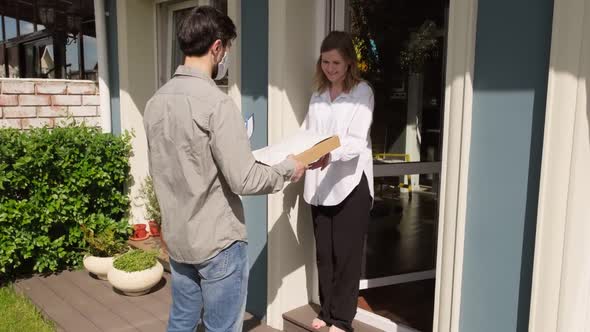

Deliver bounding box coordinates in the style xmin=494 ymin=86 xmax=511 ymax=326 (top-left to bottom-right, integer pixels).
xmin=4 ymin=16 xmax=17 ymax=40
xmin=157 ymin=0 xmax=229 ymax=91
xmin=0 ymin=0 xmax=98 ymax=81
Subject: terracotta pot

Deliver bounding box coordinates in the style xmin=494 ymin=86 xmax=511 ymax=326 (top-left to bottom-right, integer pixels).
xmin=148 ymin=221 xmax=160 ymax=237
xmin=133 ymin=224 xmax=147 ymax=239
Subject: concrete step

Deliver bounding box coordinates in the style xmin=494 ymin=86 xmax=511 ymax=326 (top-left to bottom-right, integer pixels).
xmin=283 ymin=304 xmax=384 ymax=332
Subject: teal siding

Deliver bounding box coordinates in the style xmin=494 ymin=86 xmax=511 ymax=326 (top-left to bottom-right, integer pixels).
xmin=459 ymin=0 xmax=554 ymax=331
xmin=241 ymin=0 xmax=269 ymax=318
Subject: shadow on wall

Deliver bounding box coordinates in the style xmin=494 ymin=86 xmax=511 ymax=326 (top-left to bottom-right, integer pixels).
xmin=266 ymin=181 xmax=317 ymax=304
xmin=119 ymin=0 xmax=158 ymax=118
xmin=116 ymin=0 xmax=159 ymax=224
xmin=264 ymin=0 xmax=321 ymax=310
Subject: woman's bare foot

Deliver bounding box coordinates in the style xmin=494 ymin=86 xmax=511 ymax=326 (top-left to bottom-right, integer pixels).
xmin=312 ymin=318 xmax=327 ymax=329
xmin=328 ymin=325 xmax=345 ymax=332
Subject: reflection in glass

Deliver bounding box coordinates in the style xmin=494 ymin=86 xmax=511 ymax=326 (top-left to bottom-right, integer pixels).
xmin=0 ymin=50 xmax=5 ymax=77
xmin=4 ymin=16 xmax=17 ymax=40
xmin=364 ymin=175 xmax=438 ymax=279
xmin=345 ymin=1 xmax=448 ymax=331
xmin=83 ymin=35 xmax=98 ymax=80
xmin=7 ymin=46 xmax=19 ymax=77
xmin=65 ymin=34 xmax=80 ymax=79
xmin=41 ymin=45 xmax=55 ymax=78
xmin=348 ymin=2 xmax=445 ymax=172
xmin=0 ymin=1 xmax=98 ymax=81
xmin=24 ymin=44 xmax=37 ymax=78
xmin=20 ymin=20 xmax=35 ymax=35
xmin=23 ymin=37 xmax=54 ymax=79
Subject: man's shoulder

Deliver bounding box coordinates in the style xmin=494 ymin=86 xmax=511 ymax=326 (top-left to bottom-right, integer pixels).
xmin=153 ymin=77 xmax=230 ymax=108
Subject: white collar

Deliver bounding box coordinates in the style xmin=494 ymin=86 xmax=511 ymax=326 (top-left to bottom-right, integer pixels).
xmin=320 ymin=88 xmax=352 ymax=103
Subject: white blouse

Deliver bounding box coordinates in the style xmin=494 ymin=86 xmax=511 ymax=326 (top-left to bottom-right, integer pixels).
xmin=303 ymin=81 xmax=375 ymax=207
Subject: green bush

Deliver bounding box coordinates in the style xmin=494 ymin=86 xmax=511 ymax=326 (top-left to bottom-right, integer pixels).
xmin=113 ymin=249 xmax=158 ymax=272
xmin=0 ymin=125 xmax=133 ymax=275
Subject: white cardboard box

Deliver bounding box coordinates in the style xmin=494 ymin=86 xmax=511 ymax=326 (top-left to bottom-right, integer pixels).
xmin=253 ymin=130 xmax=341 ymax=166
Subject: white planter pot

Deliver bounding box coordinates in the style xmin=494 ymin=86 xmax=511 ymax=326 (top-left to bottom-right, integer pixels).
xmin=107 ymin=261 xmax=164 ymax=296
xmin=83 ymin=256 xmax=114 ymax=280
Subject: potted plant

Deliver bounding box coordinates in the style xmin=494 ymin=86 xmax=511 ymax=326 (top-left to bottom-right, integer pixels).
xmin=82 ymin=224 xmax=128 ymax=280
xmin=138 ymin=176 xmax=161 ymax=237
xmin=107 ymin=249 xmax=164 ymax=296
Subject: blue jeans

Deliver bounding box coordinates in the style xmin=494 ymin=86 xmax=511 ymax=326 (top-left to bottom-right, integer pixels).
xmin=167 ymin=241 xmax=249 ymax=332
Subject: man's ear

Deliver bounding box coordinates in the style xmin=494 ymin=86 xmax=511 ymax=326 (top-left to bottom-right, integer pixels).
xmin=211 ymin=39 xmax=223 ymax=55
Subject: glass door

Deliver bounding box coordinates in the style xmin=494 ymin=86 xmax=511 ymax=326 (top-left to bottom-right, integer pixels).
xmin=331 ymin=1 xmax=450 ymax=331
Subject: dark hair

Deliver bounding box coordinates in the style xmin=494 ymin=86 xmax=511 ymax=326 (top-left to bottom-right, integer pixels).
xmin=177 ymin=6 xmax=237 ymax=57
xmin=315 ymin=31 xmax=362 ymax=93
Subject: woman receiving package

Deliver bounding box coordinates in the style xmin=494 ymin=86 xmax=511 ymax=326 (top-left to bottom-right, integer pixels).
xmin=304 ymin=31 xmax=374 ymax=332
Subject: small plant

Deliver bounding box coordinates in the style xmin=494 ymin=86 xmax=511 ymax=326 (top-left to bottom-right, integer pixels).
xmin=113 ymin=250 xmax=158 ymax=273
xmin=82 ymin=223 xmax=128 ymax=257
xmin=399 ymin=20 xmax=440 ymax=73
xmin=138 ymin=176 xmax=161 ymax=225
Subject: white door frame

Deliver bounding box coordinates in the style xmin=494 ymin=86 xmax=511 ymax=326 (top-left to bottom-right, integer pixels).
xmin=432 ymin=0 xmax=477 ymax=330
xmin=324 ymin=0 xmax=478 ymax=331
xmin=528 ymin=0 xmax=590 ymax=331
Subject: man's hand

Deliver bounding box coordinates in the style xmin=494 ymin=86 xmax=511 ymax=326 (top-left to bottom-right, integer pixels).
xmin=288 ymin=155 xmax=307 ymax=183
xmin=309 ymin=153 xmax=330 ymax=171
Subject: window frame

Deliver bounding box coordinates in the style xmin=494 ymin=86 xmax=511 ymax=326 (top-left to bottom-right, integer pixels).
xmin=156 ymin=0 xmax=236 ymax=96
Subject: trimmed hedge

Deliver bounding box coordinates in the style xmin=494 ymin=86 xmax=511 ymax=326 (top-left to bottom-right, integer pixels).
xmin=0 ymin=125 xmax=132 ymax=275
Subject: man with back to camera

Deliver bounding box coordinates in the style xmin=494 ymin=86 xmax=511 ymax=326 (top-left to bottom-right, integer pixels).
xmin=143 ymin=6 xmax=306 ymax=332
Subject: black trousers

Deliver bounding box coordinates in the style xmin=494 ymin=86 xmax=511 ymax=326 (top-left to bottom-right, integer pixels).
xmin=311 ymin=174 xmax=370 ymax=332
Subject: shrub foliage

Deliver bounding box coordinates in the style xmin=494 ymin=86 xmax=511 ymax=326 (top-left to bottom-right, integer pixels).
xmin=0 ymin=125 xmax=132 ymax=275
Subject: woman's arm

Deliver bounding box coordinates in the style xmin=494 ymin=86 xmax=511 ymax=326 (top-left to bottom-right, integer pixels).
xmin=330 ymin=86 xmax=374 ymax=162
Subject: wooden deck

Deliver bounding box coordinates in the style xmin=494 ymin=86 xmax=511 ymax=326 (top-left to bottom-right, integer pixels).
xmin=14 ymin=269 xmax=277 ymax=332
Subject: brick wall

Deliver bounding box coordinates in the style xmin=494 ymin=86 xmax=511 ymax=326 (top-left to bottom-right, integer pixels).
xmin=0 ymin=79 xmax=101 ymax=130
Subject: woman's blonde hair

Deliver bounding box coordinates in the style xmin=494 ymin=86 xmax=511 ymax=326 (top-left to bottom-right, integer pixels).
xmin=315 ymin=31 xmax=362 ymax=93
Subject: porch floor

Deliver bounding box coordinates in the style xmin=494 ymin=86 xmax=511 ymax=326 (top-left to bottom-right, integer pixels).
xmin=14 ymin=269 xmax=276 ymax=332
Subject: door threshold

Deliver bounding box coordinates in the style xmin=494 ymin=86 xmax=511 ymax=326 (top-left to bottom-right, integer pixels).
xmin=355 ymin=308 xmax=421 ymax=332
xmin=359 ymin=269 xmax=436 ymax=290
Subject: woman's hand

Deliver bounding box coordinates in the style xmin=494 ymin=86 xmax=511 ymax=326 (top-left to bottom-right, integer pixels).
xmin=309 ymin=153 xmax=331 ymax=171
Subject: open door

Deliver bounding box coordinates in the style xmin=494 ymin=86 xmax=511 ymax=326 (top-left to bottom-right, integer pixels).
xmin=328 ymin=1 xmax=450 ymax=330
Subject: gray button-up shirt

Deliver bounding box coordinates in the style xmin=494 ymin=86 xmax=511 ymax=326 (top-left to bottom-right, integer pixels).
xmin=144 ymin=65 xmax=295 ymax=264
